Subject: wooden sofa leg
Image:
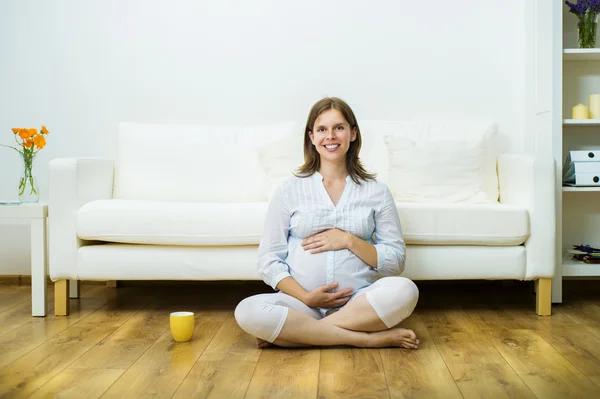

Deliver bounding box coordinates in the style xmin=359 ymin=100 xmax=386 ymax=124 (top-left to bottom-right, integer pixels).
xmin=106 ymin=280 xmax=118 ymax=288
xmin=536 ymin=278 xmax=552 ymax=316
xmin=55 ymin=280 xmax=70 ymax=316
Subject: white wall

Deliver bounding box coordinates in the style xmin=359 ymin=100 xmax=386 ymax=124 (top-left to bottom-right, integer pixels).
xmin=0 ymin=0 xmax=530 ymax=274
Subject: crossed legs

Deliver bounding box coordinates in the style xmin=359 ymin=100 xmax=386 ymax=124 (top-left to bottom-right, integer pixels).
xmin=235 ymin=276 xmax=420 ymax=349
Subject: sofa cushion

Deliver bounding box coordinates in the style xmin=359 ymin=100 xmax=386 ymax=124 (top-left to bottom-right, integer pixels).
xmin=77 ymin=199 xmax=529 ymax=247
xmin=257 ymin=133 xmax=304 ymax=199
xmin=77 ymin=199 xmax=268 ymax=245
xmin=386 ymin=135 xmax=492 ymax=203
xmin=359 ymin=120 xmax=499 ymax=202
xmin=113 ymin=121 xmax=298 ymax=203
xmin=397 ymin=202 xmax=529 ymax=245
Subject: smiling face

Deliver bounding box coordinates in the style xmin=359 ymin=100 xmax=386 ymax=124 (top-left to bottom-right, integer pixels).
xmin=308 ymin=108 xmax=357 ymax=165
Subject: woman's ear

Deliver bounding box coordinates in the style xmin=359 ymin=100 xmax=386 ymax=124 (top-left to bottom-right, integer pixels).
xmin=308 ymin=131 xmax=315 ymax=145
xmin=351 ymin=127 xmax=357 ymax=142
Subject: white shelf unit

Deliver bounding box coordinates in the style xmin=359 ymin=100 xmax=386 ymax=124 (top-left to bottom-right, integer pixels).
xmin=554 ymin=4 xmax=600 ymax=301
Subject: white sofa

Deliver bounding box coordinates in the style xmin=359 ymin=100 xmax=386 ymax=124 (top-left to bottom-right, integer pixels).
xmin=48 ymin=120 xmax=556 ymax=316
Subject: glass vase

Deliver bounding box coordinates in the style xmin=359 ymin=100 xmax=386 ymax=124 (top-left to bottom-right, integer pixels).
xmin=19 ymin=153 xmax=39 ymax=203
xmin=578 ymin=12 xmax=598 ymax=49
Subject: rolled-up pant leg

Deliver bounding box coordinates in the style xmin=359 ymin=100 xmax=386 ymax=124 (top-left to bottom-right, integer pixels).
xmin=234 ymin=292 xmax=321 ymax=343
xmin=352 ymin=276 xmax=419 ymax=328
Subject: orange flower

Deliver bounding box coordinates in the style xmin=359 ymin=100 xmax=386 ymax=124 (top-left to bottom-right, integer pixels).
xmin=22 ymin=139 xmax=33 ymax=149
xmin=11 ymin=128 xmax=18 ymax=134
xmin=41 ymin=125 xmax=49 ymax=134
xmin=18 ymin=129 xmax=31 ymax=140
xmin=33 ymin=135 xmax=46 ymax=149
xmin=29 ymin=128 xmax=38 ymax=136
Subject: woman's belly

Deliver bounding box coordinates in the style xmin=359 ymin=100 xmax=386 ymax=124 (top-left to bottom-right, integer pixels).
xmin=285 ymin=237 xmax=377 ymax=295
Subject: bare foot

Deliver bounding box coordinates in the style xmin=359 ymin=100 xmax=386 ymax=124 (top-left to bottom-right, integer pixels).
xmin=255 ymin=337 xmax=272 ymax=348
xmin=367 ymin=328 xmax=419 ymax=349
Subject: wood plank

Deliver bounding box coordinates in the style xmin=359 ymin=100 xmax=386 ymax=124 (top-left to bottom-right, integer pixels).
xmin=448 ymin=364 xmax=536 ymax=398
xmin=532 ymin=320 xmax=600 ymax=387
xmin=380 ymin=314 xmax=462 ymax=399
xmin=0 ymin=285 xmax=118 ymax=368
xmin=586 ymin=325 xmax=600 ymax=340
xmin=28 ymin=368 xmax=125 ymax=399
xmin=0 ymin=299 xmax=143 ymax=398
xmin=68 ymin=307 xmax=168 ymax=370
xmin=198 ymin=316 xmax=262 ymax=362
xmin=245 ymin=349 xmax=320 ymax=399
xmin=319 ymin=348 xmax=388 ymax=398
xmin=420 ymin=309 xmax=506 ymax=365
xmin=419 ymin=308 xmax=536 ymax=398
xmin=0 ymin=285 xmax=32 ymax=313
xmin=558 ymin=299 xmax=600 ymax=329
xmin=173 ymin=360 xmax=256 ymax=399
xmin=469 ymin=302 xmax=575 ymax=332
xmin=0 ymin=284 xmax=57 ymax=337
xmin=100 ymin=310 xmax=228 ymax=398
xmin=469 ymin=302 xmax=600 ymax=388
xmin=482 ymin=328 xmax=600 ymax=398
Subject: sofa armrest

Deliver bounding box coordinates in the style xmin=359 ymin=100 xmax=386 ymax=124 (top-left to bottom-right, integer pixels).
xmin=497 ymin=153 xmax=555 ymax=279
xmin=48 ymin=158 xmax=114 ymax=280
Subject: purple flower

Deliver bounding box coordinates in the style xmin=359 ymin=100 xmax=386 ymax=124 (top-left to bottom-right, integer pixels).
xmin=566 ymin=0 xmax=600 ymax=16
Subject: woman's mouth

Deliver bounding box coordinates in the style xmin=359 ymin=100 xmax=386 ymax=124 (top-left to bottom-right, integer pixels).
xmin=324 ymin=144 xmax=340 ymax=152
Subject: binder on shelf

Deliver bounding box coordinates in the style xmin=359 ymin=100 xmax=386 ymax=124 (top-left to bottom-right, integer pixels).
xmin=563 ymin=150 xmax=600 ymax=167
xmin=563 ymin=161 xmax=600 ymax=178
xmin=562 ymin=150 xmax=600 ymax=186
xmin=563 ymin=173 xmax=600 ymax=186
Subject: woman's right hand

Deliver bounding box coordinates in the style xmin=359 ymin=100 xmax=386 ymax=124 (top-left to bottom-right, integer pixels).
xmin=302 ymin=282 xmax=354 ymax=308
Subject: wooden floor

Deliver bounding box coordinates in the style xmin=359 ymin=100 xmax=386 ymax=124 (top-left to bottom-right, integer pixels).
xmin=0 ymin=279 xmax=599 ymax=399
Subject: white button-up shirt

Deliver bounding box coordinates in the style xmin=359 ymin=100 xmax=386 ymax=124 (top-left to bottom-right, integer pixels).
xmin=257 ymin=171 xmax=406 ymax=298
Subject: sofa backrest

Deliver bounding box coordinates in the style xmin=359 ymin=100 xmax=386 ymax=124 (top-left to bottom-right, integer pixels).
xmin=114 ymin=119 xmax=499 ymax=203
xmin=114 ymin=122 xmax=300 ymax=202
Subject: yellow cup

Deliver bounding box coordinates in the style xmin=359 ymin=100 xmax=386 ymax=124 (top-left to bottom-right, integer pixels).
xmin=170 ymin=311 xmax=195 ymax=342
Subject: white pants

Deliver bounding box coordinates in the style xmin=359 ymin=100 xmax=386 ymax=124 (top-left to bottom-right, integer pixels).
xmin=235 ymin=276 xmax=419 ymax=343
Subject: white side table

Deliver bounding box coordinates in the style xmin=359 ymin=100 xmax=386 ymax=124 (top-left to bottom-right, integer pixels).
xmin=0 ymin=202 xmax=48 ymax=316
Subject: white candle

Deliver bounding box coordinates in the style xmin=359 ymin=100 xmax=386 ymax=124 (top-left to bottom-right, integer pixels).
xmin=589 ymin=94 xmax=600 ymax=119
xmin=573 ymin=103 xmax=590 ymax=119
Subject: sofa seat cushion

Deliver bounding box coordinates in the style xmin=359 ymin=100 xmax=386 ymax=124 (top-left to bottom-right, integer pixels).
xmin=77 ymin=200 xmax=268 ymax=246
xmin=397 ymin=202 xmax=529 ymax=246
xmin=77 ymin=200 xmax=529 ymax=247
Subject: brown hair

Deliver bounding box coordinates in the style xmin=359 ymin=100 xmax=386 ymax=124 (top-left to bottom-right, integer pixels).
xmin=295 ymin=97 xmax=376 ymax=184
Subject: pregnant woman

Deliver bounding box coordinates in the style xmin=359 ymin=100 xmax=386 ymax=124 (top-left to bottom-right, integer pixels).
xmin=235 ymin=97 xmax=420 ymax=349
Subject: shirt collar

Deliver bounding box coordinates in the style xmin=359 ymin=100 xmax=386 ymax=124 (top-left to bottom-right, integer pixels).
xmin=312 ymin=171 xmax=353 ymax=184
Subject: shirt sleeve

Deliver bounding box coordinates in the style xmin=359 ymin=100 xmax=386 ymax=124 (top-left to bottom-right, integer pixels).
xmin=373 ymin=184 xmax=406 ymax=276
xmin=257 ymin=183 xmax=293 ymax=289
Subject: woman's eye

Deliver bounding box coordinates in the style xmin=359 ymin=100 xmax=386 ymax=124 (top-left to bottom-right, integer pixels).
xmin=336 ymin=126 xmax=344 ymax=130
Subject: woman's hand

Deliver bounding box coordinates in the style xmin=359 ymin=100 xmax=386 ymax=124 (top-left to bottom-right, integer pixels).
xmin=302 ymin=228 xmax=350 ymax=254
xmin=303 ymin=282 xmax=353 ymax=308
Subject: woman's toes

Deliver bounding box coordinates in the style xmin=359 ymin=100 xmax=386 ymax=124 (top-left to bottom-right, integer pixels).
xmin=402 ymin=341 xmax=417 ymax=349
xmin=402 ymin=340 xmax=417 ymax=349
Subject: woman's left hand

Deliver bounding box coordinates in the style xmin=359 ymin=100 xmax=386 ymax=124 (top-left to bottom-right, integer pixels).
xmin=302 ymin=228 xmax=351 ymax=254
